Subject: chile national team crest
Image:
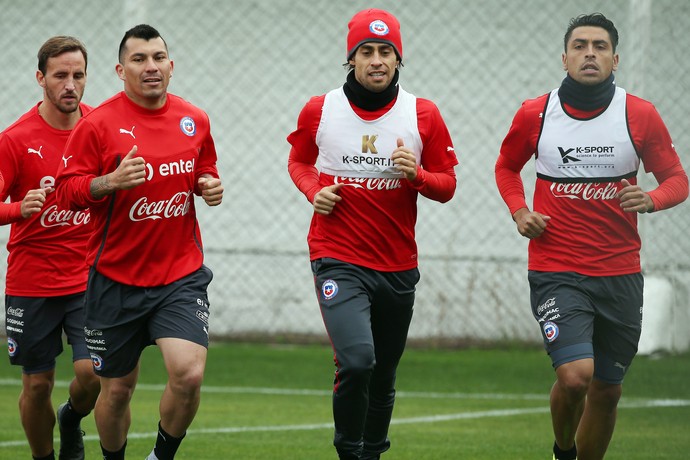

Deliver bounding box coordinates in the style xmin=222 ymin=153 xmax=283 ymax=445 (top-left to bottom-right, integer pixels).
xmin=369 ymin=19 xmax=390 ymax=36
xmin=8 ymin=338 xmax=18 ymax=357
xmin=90 ymin=353 xmax=104 ymax=371
xmin=179 ymin=116 xmax=196 ymax=136
xmin=543 ymin=321 xmax=559 ymax=343
xmin=322 ymin=279 xmax=339 ymax=300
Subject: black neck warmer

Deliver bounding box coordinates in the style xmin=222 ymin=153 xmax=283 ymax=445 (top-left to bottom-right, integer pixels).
xmin=558 ymin=73 xmax=616 ymax=111
xmin=343 ymin=69 xmax=400 ymax=111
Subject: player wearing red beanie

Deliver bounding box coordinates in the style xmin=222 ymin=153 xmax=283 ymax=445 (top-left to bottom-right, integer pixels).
xmin=288 ymin=8 xmax=458 ymax=460
xmin=346 ymin=9 xmax=403 ymax=60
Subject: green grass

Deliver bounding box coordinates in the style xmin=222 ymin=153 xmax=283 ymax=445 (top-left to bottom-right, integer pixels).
xmin=1 ymin=342 xmax=689 ymax=459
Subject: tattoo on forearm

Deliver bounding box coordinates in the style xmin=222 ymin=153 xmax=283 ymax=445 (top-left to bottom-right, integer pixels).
xmin=90 ymin=175 xmax=112 ymax=199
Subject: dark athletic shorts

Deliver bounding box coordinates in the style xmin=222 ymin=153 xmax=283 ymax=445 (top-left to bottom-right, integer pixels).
xmin=84 ymin=265 xmax=213 ymax=378
xmin=5 ymin=293 xmax=89 ymax=374
xmin=529 ymin=271 xmax=643 ymax=384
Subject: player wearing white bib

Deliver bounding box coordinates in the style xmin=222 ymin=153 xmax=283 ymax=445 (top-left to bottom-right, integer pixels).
xmin=288 ymin=9 xmax=457 ymax=460
xmin=495 ymin=13 xmax=688 ymax=460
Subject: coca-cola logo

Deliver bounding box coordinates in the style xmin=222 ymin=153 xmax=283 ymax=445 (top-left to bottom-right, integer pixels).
xmin=40 ymin=205 xmax=90 ymax=227
xmin=7 ymin=307 xmax=24 ymax=317
xmin=536 ymin=297 xmax=556 ymax=315
xmin=128 ymin=191 xmax=192 ymax=222
xmin=334 ymin=176 xmax=403 ymax=191
xmin=550 ymin=182 xmax=618 ymax=201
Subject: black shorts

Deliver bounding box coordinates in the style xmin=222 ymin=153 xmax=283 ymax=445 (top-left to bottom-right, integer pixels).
xmin=5 ymin=293 xmax=89 ymax=374
xmin=84 ymin=265 xmax=213 ymax=378
xmin=529 ymin=271 xmax=643 ymax=384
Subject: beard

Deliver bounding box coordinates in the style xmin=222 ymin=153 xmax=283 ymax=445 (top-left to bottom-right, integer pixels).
xmin=46 ymin=88 xmax=81 ymax=114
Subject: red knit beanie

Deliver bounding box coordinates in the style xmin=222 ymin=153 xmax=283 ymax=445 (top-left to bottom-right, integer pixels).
xmin=346 ymin=9 xmax=402 ymax=60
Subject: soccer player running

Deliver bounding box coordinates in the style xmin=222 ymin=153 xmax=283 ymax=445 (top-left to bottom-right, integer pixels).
xmin=288 ymin=9 xmax=458 ymax=460
xmin=495 ymin=13 xmax=688 ymax=460
xmin=0 ymin=36 xmax=99 ymax=460
xmin=55 ymin=24 xmax=223 ymax=460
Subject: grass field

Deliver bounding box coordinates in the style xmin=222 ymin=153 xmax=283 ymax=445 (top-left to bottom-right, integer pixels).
xmin=1 ymin=341 xmax=689 ymax=459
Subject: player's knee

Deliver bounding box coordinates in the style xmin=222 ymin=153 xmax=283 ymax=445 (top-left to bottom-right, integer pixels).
xmin=557 ymin=370 xmax=592 ymax=399
xmin=103 ymin=382 xmax=136 ymax=408
xmin=22 ymin=375 xmax=53 ymax=401
xmin=74 ymin=358 xmax=99 ymax=380
xmin=338 ymin=344 xmax=376 ymax=379
xmin=169 ymin=368 xmax=204 ymax=397
xmin=79 ymin=371 xmax=101 ymax=396
xmin=588 ymin=380 xmax=622 ymax=409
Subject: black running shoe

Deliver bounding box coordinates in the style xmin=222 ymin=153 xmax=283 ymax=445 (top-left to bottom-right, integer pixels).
xmin=57 ymin=402 xmax=85 ymax=460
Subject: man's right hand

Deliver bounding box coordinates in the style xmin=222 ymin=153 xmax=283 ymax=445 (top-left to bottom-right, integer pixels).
xmin=109 ymin=146 xmax=146 ymax=190
xmin=513 ymin=207 xmax=551 ymax=239
xmin=20 ymin=188 xmax=50 ymax=218
xmin=90 ymin=146 xmax=146 ymax=198
xmin=313 ymin=183 xmax=344 ymax=215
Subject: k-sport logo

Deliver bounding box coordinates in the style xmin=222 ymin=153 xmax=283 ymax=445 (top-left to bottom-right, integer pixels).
xmin=129 ymin=190 xmax=192 ymax=222
xmin=40 ymin=205 xmax=90 ymax=227
xmin=550 ymin=182 xmax=618 ymax=201
xmin=557 ymin=145 xmax=615 ymax=164
xmin=362 ymin=134 xmax=378 ymax=153
xmin=558 ymin=147 xmax=581 ymax=164
xmin=342 ymin=154 xmax=396 ymax=168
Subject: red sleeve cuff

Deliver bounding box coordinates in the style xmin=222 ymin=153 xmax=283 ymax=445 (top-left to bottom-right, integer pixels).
xmin=0 ymin=201 xmax=23 ymax=225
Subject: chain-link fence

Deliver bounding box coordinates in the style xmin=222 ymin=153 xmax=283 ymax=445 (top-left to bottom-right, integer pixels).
xmin=1 ymin=0 xmax=688 ymax=345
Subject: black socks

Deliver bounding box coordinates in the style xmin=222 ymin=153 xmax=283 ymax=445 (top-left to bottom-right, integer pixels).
xmin=60 ymin=399 xmax=87 ymax=428
xmin=101 ymin=440 xmax=127 ymax=460
xmin=553 ymin=441 xmax=578 ymax=460
xmin=32 ymin=452 xmax=55 ymax=460
xmin=153 ymin=421 xmax=186 ymax=460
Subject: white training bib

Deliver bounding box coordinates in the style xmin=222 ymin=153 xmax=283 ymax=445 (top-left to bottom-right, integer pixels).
xmin=536 ymin=87 xmax=638 ymax=182
xmin=316 ymin=86 xmax=422 ymax=179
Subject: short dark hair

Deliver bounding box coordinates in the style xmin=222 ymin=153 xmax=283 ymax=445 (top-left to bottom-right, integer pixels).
xmin=37 ymin=36 xmax=88 ymax=75
xmin=564 ymin=13 xmax=619 ymax=53
xmin=118 ymin=24 xmax=168 ymax=63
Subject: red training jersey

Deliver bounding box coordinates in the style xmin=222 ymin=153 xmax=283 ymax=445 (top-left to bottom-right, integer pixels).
xmin=287 ymin=88 xmax=458 ymax=271
xmin=56 ymin=92 xmax=219 ymax=286
xmin=0 ymin=103 xmax=92 ymax=296
xmin=496 ymin=90 xmax=688 ymax=275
